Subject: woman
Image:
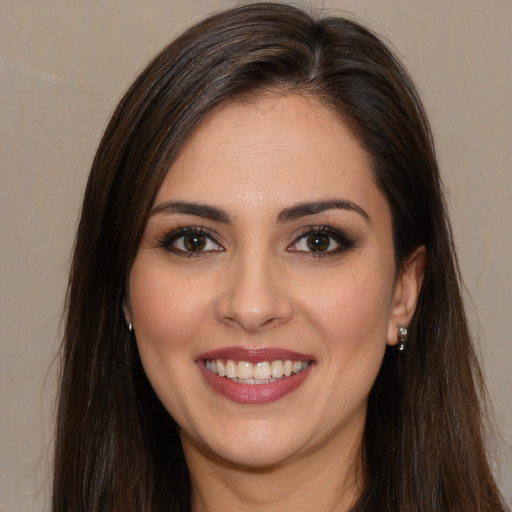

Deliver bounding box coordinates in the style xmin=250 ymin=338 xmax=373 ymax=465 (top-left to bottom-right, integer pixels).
xmin=52 ymin=3 xmax=508 ymax=511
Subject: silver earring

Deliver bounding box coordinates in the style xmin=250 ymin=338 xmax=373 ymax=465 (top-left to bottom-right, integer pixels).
xmin=128 ymin=322 xmax=133 ymax=333
xmin=397 ymin=324 xmax=408 ymax=351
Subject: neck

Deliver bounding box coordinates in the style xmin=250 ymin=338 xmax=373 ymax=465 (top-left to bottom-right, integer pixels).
xmin=182 ymin=431 xmax=364 ymax=512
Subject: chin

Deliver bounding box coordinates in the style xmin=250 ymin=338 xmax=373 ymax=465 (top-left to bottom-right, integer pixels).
xmin=184 ymin=421 xmax=303 ymax=470
xmin=213 ymin=444 xmax=298 ymax=471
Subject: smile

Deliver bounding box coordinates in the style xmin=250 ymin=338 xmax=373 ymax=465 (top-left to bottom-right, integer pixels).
xmin=204 ymin=359 xmax=310 ymax=383
xmin=197 ymin=348 xmax=314 ymax=404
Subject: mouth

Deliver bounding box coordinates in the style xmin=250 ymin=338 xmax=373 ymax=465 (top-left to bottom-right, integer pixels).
xmin=197 ymin=348 xmax=315 ymax=404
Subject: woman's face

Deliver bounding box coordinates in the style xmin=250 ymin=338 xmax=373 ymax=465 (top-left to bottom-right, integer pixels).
xmin=128 ymin=94 xmax=420 ymax=469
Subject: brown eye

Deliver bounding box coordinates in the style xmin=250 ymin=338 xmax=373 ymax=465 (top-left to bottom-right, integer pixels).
xmin=162 ymin=228 xmax=223 ymax=254
xmin=306 ymin=233 xmax=330 ymax=252
xmin=183 ymin=233 xmax=207 ymax=251
xmin=287 ymin=226 xmax=354 ymax=257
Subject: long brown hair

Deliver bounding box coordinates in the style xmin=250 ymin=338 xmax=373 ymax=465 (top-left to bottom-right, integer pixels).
xmin=53 ymin=3 xmax=508 ymax=511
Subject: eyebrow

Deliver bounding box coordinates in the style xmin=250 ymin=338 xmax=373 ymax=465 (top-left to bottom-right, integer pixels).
xmin=150 ymin=200 xmax=233 ymax=224
xmin=150 ymin=198 xmax=370 ymax=225
xmin=277 ymin=199 xmax=370 ymax=224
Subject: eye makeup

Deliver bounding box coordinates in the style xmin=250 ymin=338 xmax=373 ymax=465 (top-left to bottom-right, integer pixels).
xmin=287 ymin=224 xmax=356 ymax=258
xmin=154 ymin=222 xmax=356 ymax=260
xmin=157 ymin=226 xmax=224 ymax=257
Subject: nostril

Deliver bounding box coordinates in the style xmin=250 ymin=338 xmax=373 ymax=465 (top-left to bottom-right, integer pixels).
xmin=261 ymin=317 xmax=282 ymax=329
xmin=218 ymin=306 xmax=292 ymax=333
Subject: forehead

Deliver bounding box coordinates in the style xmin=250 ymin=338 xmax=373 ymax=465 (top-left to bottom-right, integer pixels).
xmin=154 ymin=94 xmax=387 ymax=221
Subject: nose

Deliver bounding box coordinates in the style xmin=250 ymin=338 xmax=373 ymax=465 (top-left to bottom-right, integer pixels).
xmin=215 ymin=251 xmax=293 ymax=333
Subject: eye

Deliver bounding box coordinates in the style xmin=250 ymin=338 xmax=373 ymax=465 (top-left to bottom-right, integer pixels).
xmin=160 ymin=227 xmax=223 ymax=255
xmin=288 ymin=226 xmax=354 ymax=256
xmin=293 ymin=232 xmax=340 ymax=253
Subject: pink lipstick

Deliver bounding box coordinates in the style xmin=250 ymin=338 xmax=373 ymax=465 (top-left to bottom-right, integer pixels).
xmin=197 ymin=347 xmax=314 ymax=404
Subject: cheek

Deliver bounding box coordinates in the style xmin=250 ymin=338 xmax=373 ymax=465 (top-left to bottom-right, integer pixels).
xmin=128 ymin=262 xmax=215 ymax=422
xmin=129 ymin=262 xmax=212 ymax=360
xmin=300 ymin=262 xmax=394 ymax=356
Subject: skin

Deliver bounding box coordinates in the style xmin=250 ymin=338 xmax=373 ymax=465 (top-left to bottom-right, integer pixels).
xmin=127 ymin=94 xmax=425 ymax=512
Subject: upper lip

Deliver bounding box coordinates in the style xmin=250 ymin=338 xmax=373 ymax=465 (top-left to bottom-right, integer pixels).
xmin=197 ymin=346 xmax=314 ymax=363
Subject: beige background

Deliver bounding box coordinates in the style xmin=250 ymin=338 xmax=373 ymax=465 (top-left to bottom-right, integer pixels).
xmin=1 ymin=1 xmax=511 ymax=510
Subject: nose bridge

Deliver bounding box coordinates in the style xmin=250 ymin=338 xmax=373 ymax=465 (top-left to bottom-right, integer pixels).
xmin=216 ymin=244 xmax=292 ymax=332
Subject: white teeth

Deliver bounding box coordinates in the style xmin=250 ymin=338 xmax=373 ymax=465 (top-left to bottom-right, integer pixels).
xmin=270 ymin=360 xmax=284 ymax=378
xmin=292 ymin=361 xmax=303 ymax=374
xmin=225 ymin=360 xmax=237 ymax=378
xmin=205 ymin=358 xmax=310 ymax=382
xmin=254 ymin=361 xmax=271 ymax=380
xmin=237 ymin=361 xmax=253 ymax=380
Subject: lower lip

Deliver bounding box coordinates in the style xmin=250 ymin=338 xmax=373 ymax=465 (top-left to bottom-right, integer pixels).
xmin=198 ymin=362 xmax=313 ymax=404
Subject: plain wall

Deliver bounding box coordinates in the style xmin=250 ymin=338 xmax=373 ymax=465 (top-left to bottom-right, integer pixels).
xmin=1 ymin=1 xmax=510 ymax=510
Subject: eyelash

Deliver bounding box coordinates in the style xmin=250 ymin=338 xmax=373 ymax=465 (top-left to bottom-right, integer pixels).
xmin=288 ymin=225 xmax=355 ymax=258
xmin=157 ymin=225 xmax=355 ymax=258
xmin=157 ymin=226 xmax=223 ymax=257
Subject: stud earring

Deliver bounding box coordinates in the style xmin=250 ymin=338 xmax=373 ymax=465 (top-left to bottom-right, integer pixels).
xmin=397 ymin=324 xmax=408 ymax=351
xmin=128 ymin=322 xmax=133 ymax=333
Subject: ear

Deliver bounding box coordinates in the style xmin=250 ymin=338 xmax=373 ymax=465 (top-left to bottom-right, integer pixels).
xmin=386 ymin=246 xmax=426 ymax=346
